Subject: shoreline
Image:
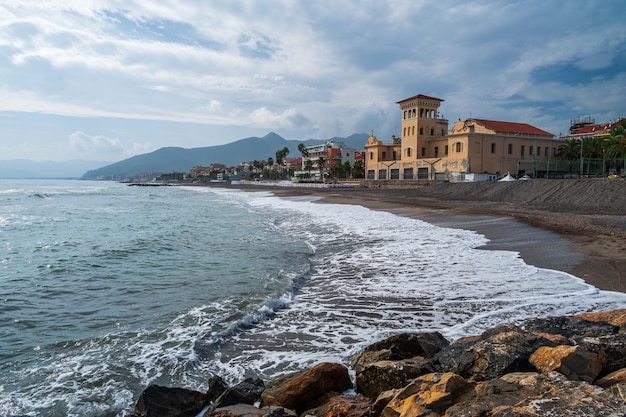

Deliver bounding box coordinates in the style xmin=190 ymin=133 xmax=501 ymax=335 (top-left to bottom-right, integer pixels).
xmin=207 ymin=182 xmax=626 ymax=294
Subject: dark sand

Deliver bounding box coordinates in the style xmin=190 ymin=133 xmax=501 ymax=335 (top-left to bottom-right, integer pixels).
xmin=205 ymin=182 xmax=626 ymax=293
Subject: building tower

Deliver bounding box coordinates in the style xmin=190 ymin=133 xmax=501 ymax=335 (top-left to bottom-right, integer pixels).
xmin=396 ymin=94 xmax=447 ymax=161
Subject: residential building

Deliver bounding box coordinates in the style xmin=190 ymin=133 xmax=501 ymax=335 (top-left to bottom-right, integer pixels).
xmin=365 ymin=94 xmax=561 ymax=181
xmin=296 ymin=140 xmax=358 ymax=179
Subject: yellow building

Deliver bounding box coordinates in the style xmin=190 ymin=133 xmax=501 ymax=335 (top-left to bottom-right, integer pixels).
xmin=365 ymin=94 xmax=560 ymax=181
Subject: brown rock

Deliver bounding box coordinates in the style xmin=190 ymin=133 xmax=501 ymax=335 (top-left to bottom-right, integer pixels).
xmin=260 ymin=362 xmax=352 ymax=414
xmin=433 ymin=324 xmax=557 ymax=381
xmin=211 ymin=378 xmax=265 ymax=409
xmin=206 ymin=404 xmax=297 ymax=417
xmin=303 ymin=394 xmax=371 ymax=417
xmin=132 ymin=385 xmax=207 ymax=417
xmin=529 ymin=345 xmax=602 ymax=383
xmin=355 ymin=357 xmax=434 ymax=399
xmin=381 ymin=372 xmax=471 ymax=417
xmin=576 ymin=308 xmax=626 ymax=328
xmin=596 ymin=367 xmax=626 ymax=388
xmin=353 ymin=332 xmax=449 ymax=365
xmin=371 ymin=390 xmax=399 ymax=417
xmin=574 ymin=333 xmax=626 ymax=374
xmin=445 ymin=371 xmax=626 ymax=417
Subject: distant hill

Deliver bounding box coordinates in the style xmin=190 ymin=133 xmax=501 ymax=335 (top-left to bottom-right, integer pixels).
xmin=0 ymin=159 xmax=112 ymax=179
xmin=81 ymin=132 xmax=369 ymax=180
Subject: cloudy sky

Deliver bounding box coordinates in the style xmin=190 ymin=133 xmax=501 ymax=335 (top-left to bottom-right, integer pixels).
xmin=1 ymin=1 xmax=624 ymax=162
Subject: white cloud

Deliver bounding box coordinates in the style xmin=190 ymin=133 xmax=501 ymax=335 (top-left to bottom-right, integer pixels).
xmin=249 ymin=107 xmax=311 ymax=129
xmin=68 ymin=131 xmax=153 ymax=159
xmin=0 ymin=1 xmax=624 ymax=161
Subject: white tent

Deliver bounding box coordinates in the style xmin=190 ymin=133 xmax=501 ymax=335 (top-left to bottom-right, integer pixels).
xmin=498 ymin=173 xmax=516 ymax=182
xmin=519 ymin=174 xmax=532 ymax=181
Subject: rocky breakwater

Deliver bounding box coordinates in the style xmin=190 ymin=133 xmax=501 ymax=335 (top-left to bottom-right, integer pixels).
xmin=126 ymin=309 xmax=626 ymax=417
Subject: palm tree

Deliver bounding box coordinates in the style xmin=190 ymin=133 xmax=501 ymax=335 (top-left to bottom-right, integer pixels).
xmin=556 ymin=138 xmax=580 ymax=173
xmin=304 ymin=159 xmax=314 ymax=178
xmin=297 ymin=143 xmax=309 ymax=158
xmin=316 ymin=156 xmax=326 ymax=180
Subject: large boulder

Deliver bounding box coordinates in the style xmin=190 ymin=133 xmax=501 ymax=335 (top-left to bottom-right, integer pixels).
xmin=206 ymin=404 xmax=297 ymax=417
xmin=529 ymin=345 xmax=602 ymax=383
xmin=575 ymin=309 xmax=626 ymax=328
xmin=355 ymin=357 xmax=434 ymax=399
xmin=211 ymin=378 xmax=265 ymax=409
xmin=573 ymin=333 xmax=626 ymax=375
xmin=260 ymin=362 xmax=352 ymax=414
xmin=353 ymin=332 xmax=449 ymax=364
xmin=380 ymin=372 xmax=471 ymax=417
xmin=130 ymin=385 xmax=207 ymax=417
xmin=353 ymin=332 xmax=448 ymax=399
xmin=522 ymin=316 xmax=618 ymax=338
xmin=445 ymin=372 xmax=626 ymax=417
xmin=432 ymin=324 xmax=556 ymax=381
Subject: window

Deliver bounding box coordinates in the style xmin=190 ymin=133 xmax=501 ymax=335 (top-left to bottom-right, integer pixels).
xmin=367 ymin=170 xmax=375 ymax=179
xmin=421 ymin=147 xmax=426 ymax=157
xmin=403 ymin=127 xmax=406 ymax=136
xmin=508 ymin=144 xmax=513 ymax=155
xmin=529 ymin=146 xmax=534 ymax=156
xmin=442 ymin=129 xmax=445 ymax=136
xmin=369 ymin=152 xmax=373 ymax=160
xmin=445 ymin=145 xmax=449 ymax=156
xmin=412 ymin=126 xmax=415 ymax=136
xmin=382 ymin=151 xmax=386 ymax=159
xmin=392 ymin=151 xmax=397 ymax=160
xmin=520 ymin=145 xmax=525 ymax=157
xmin=455 ymin=142 xmax=462 ymax=153
xmin=419 ymin=127 xmax=423 ymax=136
xmin=406 ymin=148 xmax=412 ymax=157
xmin=434 ymin=146 xmax=439 ymax=157
xmin=536 ymin=146 xmax=540 ymax=157
xmin=545 ymin=147 xmax=549 ymax=157
xmin=378 ymin=169 xmax=387 ymax=180
xmin=491 ymin=143 xmax=496 ymax=154
xmin=430 ymin=128 xmax=434 ymax=136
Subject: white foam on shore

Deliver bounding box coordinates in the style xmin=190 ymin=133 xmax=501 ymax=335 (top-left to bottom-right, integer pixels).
xmin=202 ymin=188 xmax=626 ymax=379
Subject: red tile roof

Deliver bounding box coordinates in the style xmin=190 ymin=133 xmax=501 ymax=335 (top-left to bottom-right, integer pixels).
xmin=472 ymin=119 xmax=553 ymax=137
xmin=571 ymin=119 xmax=625 ymax=134
xmin=397 ymin=94 xmax=444 ymax=104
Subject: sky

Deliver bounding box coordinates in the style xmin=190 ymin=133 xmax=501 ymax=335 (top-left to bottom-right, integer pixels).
xmin=1 ymin=1 xmax=625 ymax=162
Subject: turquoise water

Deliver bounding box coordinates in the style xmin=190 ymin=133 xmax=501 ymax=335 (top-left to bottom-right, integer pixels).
xmin=1 ymin=179 xmax=625 ymax=416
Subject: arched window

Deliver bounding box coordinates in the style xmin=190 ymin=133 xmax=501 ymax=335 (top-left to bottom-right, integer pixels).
xmin=406 ymin=147 xmax=412 ymax=157
xmin=455 ymin=142 xmax=462 ymax=153
xmin=369 ymin=152 xmax=373 ymax=160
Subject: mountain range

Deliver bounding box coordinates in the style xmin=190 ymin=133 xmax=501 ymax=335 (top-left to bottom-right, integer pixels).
xmin=80 ymin=132 xmax=369 ymax=180
xmin=0 ymin=159 xmax=112 ymax=179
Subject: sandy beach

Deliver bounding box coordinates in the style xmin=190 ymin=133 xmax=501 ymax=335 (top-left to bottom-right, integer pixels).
xmin=214 ymin=179 xmax=626 ymax=294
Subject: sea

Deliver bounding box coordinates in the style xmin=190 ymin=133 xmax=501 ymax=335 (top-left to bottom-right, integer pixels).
xmin=1 ymin=179 xmax=625 ymax=416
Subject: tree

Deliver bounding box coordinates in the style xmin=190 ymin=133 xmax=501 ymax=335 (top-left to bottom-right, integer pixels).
xmin=317 ymin=156 xmax=326 ymax=179
xmin=275 ymin=147 xmax=289 ymax=165
xmin=267 ymin=156 xmax=274 ymax=168
xmin=352 ymin=160 xmax=365 ymax=178
xmin=297 ymin=143 xmax=309 ymax=158
xmin=330 ymin=162 xmax=346 ymax=179
xmin=304 ymin=159 xmax=314 ymax=178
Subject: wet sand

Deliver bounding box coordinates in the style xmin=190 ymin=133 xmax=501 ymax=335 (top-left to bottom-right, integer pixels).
xmin=205 ymin=183 xmax=626 ymax=294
